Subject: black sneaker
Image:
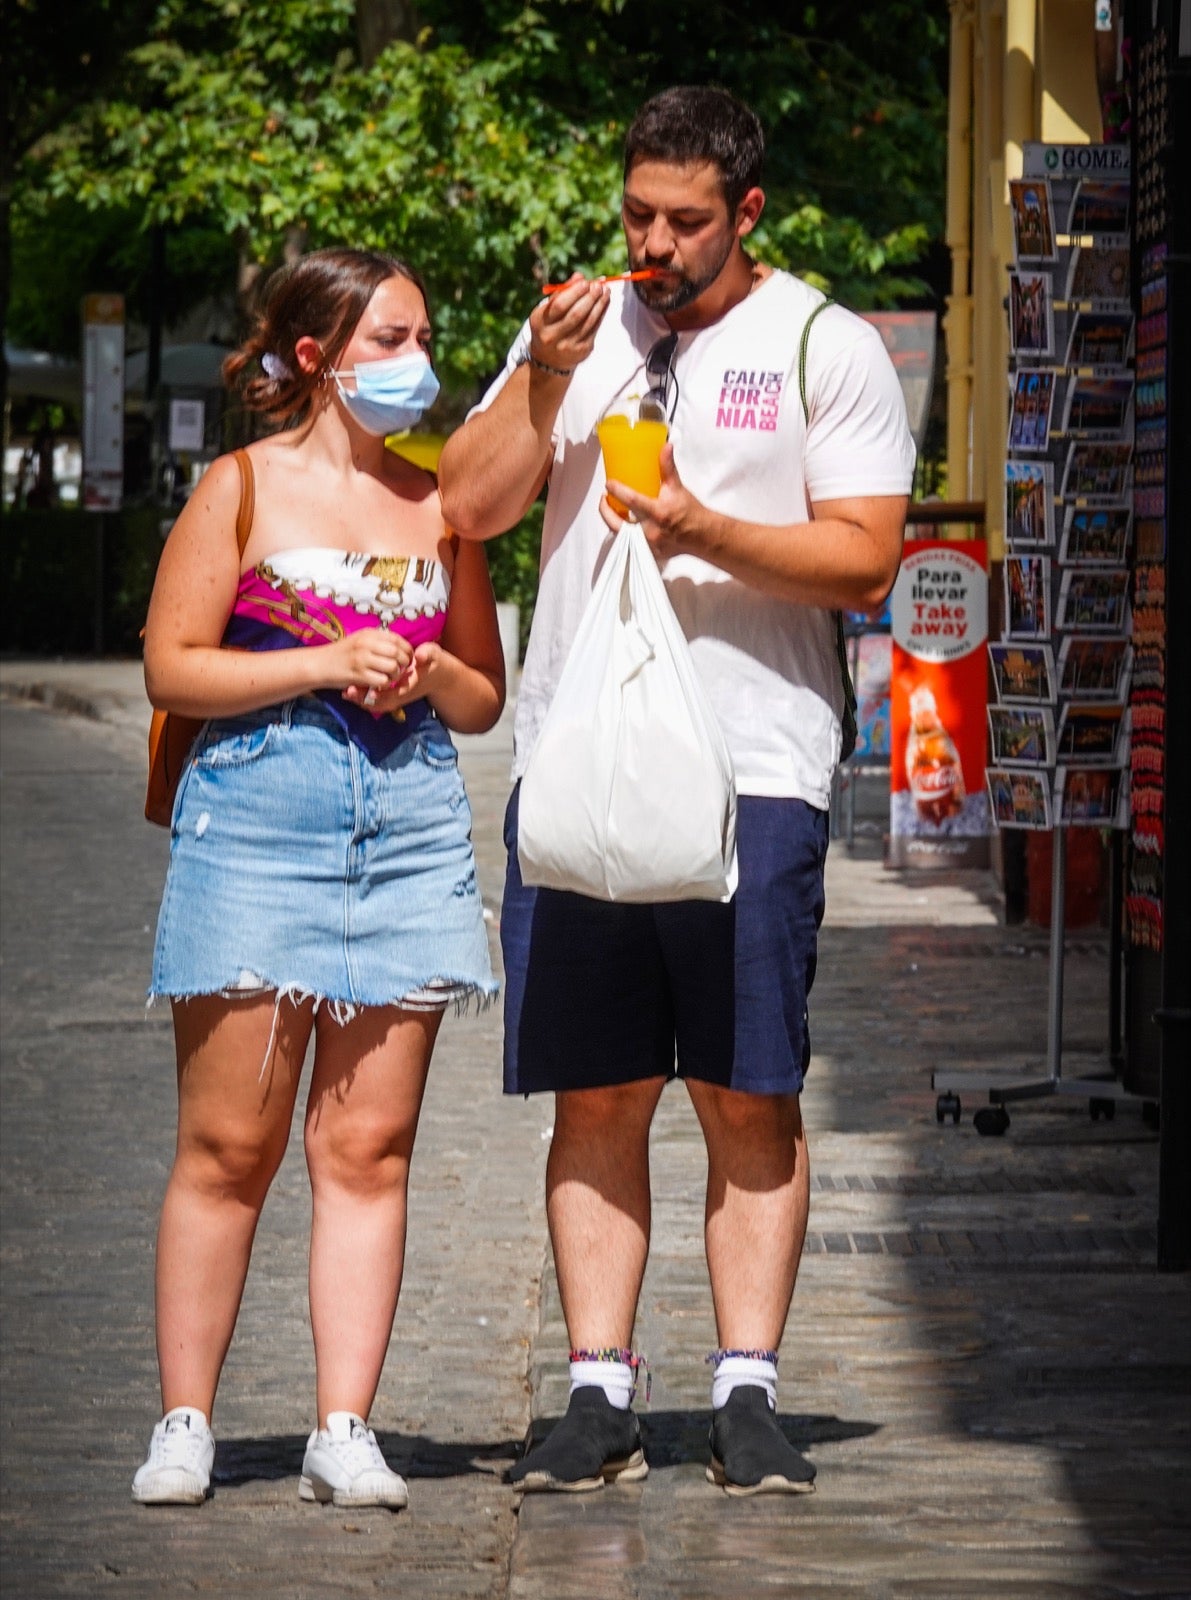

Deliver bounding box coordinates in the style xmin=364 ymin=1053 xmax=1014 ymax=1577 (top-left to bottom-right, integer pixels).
xmin=707 ymin=1385 xmax=816 ymax=1496
xmin=507 ymin=1386 xmax=648 ymax=1493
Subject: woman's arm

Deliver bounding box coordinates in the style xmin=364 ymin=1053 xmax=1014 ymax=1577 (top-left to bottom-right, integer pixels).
xmin=144 ymin=454 xmax=414 ymax=717
xmin=348 ymin=541 xmax=507 ymax=734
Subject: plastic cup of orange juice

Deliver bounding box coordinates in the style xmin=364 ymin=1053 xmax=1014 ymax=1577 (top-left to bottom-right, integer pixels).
xmin=596 ymin=406 xmax=669 ymax=518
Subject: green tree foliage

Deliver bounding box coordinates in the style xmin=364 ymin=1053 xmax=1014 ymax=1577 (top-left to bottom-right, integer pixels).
xmin=11 ymin=0 xmax=945 ymax=623
xmin=16 ymin=0 xmax=946 ymax=380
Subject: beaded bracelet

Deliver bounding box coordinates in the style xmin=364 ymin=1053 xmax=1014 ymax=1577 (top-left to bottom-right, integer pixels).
xmin=523 ymin=351 xmax=574 ymax=378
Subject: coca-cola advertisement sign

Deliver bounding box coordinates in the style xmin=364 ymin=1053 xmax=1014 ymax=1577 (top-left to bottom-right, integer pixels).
xmin=889 ymin=541 xmax=991 ymax=867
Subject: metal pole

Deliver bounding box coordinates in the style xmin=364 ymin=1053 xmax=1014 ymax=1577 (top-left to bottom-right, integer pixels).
xmin=93 ymin=514 xmax=105 ymax=656
xmin=1046 ymin=825 xmax=1066 ymax=1082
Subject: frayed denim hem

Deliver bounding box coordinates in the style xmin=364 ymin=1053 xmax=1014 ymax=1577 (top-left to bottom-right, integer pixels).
xmin=145 ymin=977 xmax=500 ymax=1026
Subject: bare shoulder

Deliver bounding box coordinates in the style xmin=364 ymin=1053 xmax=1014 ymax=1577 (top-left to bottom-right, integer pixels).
xmin=185 ymin=450 xmax=246 ymax=517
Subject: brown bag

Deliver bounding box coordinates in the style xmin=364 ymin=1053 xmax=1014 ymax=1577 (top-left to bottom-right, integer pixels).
xmin=144 ymin=449 xmax=256 ymax=825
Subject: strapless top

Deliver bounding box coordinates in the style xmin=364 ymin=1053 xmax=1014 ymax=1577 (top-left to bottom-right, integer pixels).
xmin=222 ymin=547 xmax=452 ymax=762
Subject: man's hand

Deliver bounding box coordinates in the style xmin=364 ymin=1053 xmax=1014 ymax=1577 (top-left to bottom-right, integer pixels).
xmin=601 ymin=443 xmax=707 ymax=560
xmin=528 ymin=276 xmax=609 ymax=374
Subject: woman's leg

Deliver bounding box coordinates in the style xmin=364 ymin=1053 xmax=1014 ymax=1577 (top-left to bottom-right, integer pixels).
xmin=156 ymin=993 xmax=314 ymax=1418
xmin=304 ymin=1005 xmax=439 ymax=1426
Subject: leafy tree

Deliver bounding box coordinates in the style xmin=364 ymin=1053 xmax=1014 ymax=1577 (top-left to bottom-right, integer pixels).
xmin=11 ymin=0 xmax=945 ymax=623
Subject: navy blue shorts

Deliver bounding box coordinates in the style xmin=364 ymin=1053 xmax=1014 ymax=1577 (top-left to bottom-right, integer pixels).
xmin=500 ymin=786 xmax=829 ymax=1097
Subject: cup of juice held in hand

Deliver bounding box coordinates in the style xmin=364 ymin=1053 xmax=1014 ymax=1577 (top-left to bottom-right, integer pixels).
xmin=596 ymin=403 xmax=669 ymax=519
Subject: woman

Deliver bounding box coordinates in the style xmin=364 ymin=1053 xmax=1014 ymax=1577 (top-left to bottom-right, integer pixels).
xmin=134 ymin=249 xmax=503 ymax=1511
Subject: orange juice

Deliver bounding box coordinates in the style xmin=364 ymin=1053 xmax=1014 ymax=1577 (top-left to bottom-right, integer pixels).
xmin=596 ymin=416 xmax=669 ymax=517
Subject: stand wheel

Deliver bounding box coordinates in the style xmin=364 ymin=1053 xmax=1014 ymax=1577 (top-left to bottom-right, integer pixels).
xmin=974 ymin=1105 xmax=1011 ymax=1137
xmin=936 ymin=1092 xmax=961 ymax=1126
xmin=1089 ymin=1097 xmax=1116 ymax=1122
xmin=1142 ymin=1101 xmax=1160 ymax=1131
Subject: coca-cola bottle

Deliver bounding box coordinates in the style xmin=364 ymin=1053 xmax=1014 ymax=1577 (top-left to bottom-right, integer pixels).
xmin=905 ymin=685 xmax=965 ymax=823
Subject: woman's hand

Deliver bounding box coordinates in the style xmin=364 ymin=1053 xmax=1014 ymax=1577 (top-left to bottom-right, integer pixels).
xmin=318 ymin=628 xmax=414 ymax=694
xmin=343 ymin=641 xmax=442 ymax=712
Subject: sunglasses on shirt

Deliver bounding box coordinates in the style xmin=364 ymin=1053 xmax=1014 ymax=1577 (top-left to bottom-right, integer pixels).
xmin=640 ymin=332 xmax=679 ymax=423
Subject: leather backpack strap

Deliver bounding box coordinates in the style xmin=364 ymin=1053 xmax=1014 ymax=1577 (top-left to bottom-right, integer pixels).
xmin=233 ymin=448 xmax=255 ymax=556
xmin=798 ymin=297 xmax=835 ymax=425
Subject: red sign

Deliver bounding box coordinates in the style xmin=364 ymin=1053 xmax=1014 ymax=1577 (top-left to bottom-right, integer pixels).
xmin=888 ymin=539 xmax=990 ymax=866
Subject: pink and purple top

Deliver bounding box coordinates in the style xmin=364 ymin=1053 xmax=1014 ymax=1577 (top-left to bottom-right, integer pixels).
xmin=223 ymin=546 xmax=451 ymax=762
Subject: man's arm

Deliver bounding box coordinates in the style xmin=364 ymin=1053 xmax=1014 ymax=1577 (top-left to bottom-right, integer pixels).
xmin=604 ymin=445 xmax=907 ymax=614
xmin=438 ymin=277 xmax=610 ymax=541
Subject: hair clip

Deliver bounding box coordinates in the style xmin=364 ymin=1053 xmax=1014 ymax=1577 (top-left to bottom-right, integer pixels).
xmin=261 ymin=352 xmax=292 ymax=380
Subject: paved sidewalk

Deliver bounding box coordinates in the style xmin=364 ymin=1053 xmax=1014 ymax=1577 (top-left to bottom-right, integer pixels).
xmin=2 ymin=659 xmax=1189 ymax=1598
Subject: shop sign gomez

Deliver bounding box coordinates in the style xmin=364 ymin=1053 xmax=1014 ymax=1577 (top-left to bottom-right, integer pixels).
xmin=891 ymin=546 xmax=987 ymax=664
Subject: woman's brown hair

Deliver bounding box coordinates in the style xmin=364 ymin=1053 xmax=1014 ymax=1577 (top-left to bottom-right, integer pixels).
xmin=223 ymin=248 xmax=430 ymax=426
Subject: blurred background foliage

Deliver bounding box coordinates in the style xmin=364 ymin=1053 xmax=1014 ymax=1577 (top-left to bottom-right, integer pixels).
xmin=5 ymin=0 xmax=947 ymax=638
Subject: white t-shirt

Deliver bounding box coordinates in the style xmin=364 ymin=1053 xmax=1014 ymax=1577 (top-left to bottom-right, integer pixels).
xmin=477 ymin=270 xmax=915 ymax=809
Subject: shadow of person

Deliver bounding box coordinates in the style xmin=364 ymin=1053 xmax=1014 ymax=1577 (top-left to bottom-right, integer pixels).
xmin=212 ymin=1431 xmax=524 ymax=1487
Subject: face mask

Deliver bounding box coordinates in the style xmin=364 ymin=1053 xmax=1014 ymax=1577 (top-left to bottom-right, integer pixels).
xmin=331 ymin=353 xmax=440 ymax=436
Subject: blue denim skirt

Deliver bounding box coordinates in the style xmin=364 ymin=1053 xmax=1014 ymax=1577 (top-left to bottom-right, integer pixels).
xmin=150 ymin=699 xmax=498 ymax=1014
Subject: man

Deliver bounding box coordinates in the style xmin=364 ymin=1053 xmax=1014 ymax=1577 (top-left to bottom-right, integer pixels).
xmin=439 ymin=85 xmax=913 ymax=1495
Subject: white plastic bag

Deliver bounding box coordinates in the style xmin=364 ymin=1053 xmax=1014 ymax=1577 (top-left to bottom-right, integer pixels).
xmin=517 ymin=521 xmax=738 ymax=903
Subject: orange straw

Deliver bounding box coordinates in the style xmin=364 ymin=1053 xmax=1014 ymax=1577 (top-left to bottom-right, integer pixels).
xmin=541 ymin=269 xmax=667 ymax=295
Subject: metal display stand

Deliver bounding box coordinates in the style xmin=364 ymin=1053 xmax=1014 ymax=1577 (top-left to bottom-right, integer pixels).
xmin=932 ymin=144 xmax=1144 ymax=1137
xmin=932 ymin=825 xmax=1146 ymax=1135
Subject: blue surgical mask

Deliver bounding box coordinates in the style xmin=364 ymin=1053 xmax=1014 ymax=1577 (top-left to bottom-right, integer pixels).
xmin=331 ymin=353 xmax=440 ymax=436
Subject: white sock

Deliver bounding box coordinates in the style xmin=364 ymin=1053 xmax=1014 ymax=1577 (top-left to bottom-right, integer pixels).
xmin=711 ymin=1355 xmax=778 ymax=1412
xmin=570 ymin=1359 xmax=634 ymax=1410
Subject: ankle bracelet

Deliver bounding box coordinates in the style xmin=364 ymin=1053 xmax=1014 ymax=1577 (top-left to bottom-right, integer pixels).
xmin=706 ymin=1348 xmax=779 ymax=1367
xmin=569 ymin=1346 xmax=651 ymax=1402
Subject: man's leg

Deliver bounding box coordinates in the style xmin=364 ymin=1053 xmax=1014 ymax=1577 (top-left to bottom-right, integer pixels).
xmin=508 ymin=1078 xmax=664 ymax=1491
xmin=686 ymin=1082 xmax=816 ymax=1495
xmin=547 ymin=1078 xmax=666 ymax=1346
xmin=685 ymin=1083 xmax=809 ymax=1349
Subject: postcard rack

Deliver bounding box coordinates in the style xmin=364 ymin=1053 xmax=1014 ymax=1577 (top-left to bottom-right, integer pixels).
xmin=933 ymin=143 xmax=1145 ymax=1135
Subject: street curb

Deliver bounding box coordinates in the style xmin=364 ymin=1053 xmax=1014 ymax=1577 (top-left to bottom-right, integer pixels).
xmin=0 ymin=681 xmax=106 ymax=724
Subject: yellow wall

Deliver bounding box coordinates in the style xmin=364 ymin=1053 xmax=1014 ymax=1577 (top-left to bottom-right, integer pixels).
xmin=945 ymin=0 xmax=1102 ymax=556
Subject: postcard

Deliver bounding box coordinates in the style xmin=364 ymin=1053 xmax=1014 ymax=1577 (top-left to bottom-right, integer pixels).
xmin=1066 ymin=244 xmax=1130 ymax=304
xmin=989 ymin=642 xmax=1056 ymax=705
xmin=1055 ymin=569 xmax=1130 ymax=633
xmin=1009 ymin=178 xmax=1057 ymax=263
xmin=1066 ymin=179 xmax=1130 ymax=237
xmin=988 ymin=706 xmax=1055 ymax=767
xmin=1008 ymin=369 xmax=1056 ymax=453
xmin=1059 ymin=505 xmax=1132 ymax=565
xmin=1065 ymin=311 xmax=1134 ymax=368
xmin=1054 ymin=766 xmax=1127 ymax=828
xmin=1057 ymin=635 xmax=1131 ymax=700
xmin=987 ymin=767 xmax=1052 ymax=831
xmin=1061 ymin=375 xmax=1133 ymax=438
xmin=1005 ymin=461 xmax=1055 ymax=548
xmin=1056 ymin=703 xmax=1128 ymax=766
xmin=1009 ymin=270 xmax=1055 ymax=357
xmin=1004 ymin=554 xmax=1052 ymax=640
xmin=1060 ymin=442 xmax=1132 ymax=502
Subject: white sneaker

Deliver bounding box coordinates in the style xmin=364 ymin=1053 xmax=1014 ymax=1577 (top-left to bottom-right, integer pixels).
xmin=299 ymin=1412 xmax=408 ymax=1509
xmin=131 ymin=1406 xmax=215 ymax=1505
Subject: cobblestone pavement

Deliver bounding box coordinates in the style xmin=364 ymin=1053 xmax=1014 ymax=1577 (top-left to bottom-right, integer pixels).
xmin=2 ymin=661 xmax=1190 ymax=1599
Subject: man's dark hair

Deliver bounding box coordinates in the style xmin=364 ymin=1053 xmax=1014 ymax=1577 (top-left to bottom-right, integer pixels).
xmin=623 ymin=86 xmax=765 ymax=211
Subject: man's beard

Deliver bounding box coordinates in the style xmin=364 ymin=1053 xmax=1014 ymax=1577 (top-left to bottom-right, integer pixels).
xmin=631 ymin=234 xmax=736 ymax=312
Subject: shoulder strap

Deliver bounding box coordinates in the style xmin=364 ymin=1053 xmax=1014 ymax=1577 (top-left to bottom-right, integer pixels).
xmin=233 ymin=448 xmax=255 ymax=556
xmin=799 ymin=297 xmax=835 ymax=425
